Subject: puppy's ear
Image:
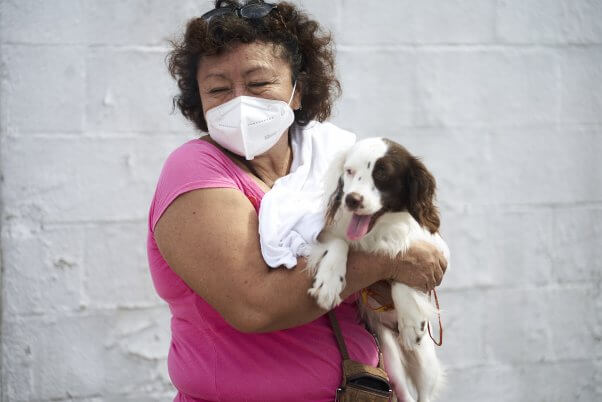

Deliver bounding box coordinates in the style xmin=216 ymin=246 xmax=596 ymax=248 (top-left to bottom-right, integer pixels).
xmin=407 ymin=157 xmax=440 ymax=233
xmin=322 ymin=148 xmax=349 ymax=227
xmin=325 ymin=176 xmax=344 ymax=227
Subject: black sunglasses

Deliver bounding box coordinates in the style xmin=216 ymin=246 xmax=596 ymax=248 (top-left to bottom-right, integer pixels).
xmin=200 ymin=2 xmax=277 ymax=22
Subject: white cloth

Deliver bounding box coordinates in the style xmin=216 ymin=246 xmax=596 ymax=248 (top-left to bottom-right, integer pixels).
xmin=259 ymin=121 xmax=356 ymax=268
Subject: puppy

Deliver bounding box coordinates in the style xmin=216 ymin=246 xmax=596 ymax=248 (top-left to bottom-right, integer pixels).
xmin=308 ymin=137 xmax=446 ymax=402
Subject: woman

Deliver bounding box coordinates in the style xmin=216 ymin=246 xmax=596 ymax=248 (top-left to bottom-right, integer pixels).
xmin=147 ymin=1 xmax=447 ymax=400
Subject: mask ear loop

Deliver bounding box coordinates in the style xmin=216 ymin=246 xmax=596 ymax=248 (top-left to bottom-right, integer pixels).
xmin=287 ymin=80 xmax=297 ymax=106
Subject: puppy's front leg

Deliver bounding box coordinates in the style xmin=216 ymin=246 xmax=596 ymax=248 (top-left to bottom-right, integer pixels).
xmin=308 ymin=237 xmax=349 ymax=310
xmin=391 ymin=283 xmax=436 ymax=351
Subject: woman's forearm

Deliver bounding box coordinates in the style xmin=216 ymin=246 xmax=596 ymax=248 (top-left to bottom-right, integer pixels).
xmin=245 ymin=249 xmax=387 ymax=333
xmin=247 ymin=240 xmax=447 ymax=332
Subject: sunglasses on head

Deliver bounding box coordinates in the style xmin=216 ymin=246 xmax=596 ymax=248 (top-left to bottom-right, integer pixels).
xmin=200 ymin=1 xmax=277 ymax=22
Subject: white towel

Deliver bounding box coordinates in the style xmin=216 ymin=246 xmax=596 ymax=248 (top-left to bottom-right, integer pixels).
xmin=259 ymin=121 xmax=356 ymax=268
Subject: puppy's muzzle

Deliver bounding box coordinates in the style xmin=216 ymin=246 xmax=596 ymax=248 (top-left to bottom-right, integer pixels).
xmin=345 ymin=192 xmax=364 ymax=211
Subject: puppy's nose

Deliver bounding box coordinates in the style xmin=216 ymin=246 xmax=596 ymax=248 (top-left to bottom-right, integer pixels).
xmin=345 ymin=192 xmax=363 ymax=210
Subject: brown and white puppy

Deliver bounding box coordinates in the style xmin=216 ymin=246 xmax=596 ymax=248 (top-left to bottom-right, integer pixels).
xmin=307 ymin=137 xmax=447 ymax=402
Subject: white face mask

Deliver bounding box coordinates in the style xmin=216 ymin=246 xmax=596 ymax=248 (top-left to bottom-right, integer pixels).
xmin=205 ymin=82 xmax=297 ymax=160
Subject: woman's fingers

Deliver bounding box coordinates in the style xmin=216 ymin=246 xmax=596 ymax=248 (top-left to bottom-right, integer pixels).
xmin=378 ymin=240 xmax=447 ymax=292
xmin=425 ymin=245 xmax=446 ymax=288
xmin=439 ymin=255 xmax=448 ymax=274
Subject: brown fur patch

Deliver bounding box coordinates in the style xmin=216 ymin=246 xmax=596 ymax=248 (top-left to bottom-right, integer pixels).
xmin=325 ymin=176 xmax=344 ymax=227
xmin=374 ymin=139 xmax=440 ymax=234
xmin=406 ymin=156 xmax=440 ymax=233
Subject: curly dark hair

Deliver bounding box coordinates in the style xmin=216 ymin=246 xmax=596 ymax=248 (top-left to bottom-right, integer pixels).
xmin=167 ymin=0 xmax=341 ymax=132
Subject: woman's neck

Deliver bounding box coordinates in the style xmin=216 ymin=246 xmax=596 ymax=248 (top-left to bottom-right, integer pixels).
xmin=246 ymin=132 xmax=293 ymax=188
xmin=201 ymin=130 xmax=293 ymax=190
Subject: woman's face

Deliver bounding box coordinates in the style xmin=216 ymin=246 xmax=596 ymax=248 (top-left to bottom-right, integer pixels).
xmin=197 ymin=41 xmax=301 ymax=115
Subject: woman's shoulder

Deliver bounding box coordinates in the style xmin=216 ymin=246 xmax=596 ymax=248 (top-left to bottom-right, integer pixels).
xmin=154 ymin=136 xmax=240 ymax=198
xmin=158 ymin=136 xmax=240 ymax=182
xmin=149 ymin=137 xmax=246 ymax=231
xmin=165 ymin=136 xmax=225 ymax=164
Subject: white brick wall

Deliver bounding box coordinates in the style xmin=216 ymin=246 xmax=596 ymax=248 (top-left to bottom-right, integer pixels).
xmin=1 ymin=0 xmax=600 ymax=401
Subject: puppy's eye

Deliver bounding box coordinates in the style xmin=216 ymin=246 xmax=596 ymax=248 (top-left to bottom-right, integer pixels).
xmin=345 ymin=168 xmax=355 ymax=176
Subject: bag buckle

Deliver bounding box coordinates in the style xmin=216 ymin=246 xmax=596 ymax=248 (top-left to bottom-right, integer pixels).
xmin=335 ymin=387 xmax=344 ymax=401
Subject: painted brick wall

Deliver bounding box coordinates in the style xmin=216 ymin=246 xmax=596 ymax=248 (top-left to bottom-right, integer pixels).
xmin=1 ymin=1 xmax=600 ymax=401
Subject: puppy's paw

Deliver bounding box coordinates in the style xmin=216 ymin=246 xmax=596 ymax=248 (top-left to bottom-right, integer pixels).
xmin=397 ymin=316 xmax=428 ymax=351
xmin=308 ymin=238 xmax=349 ymax=310
xmin=307 ymin=271 xmax=345 ymax=310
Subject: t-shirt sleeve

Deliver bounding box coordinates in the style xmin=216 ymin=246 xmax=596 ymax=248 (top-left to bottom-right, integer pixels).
xmin=149 ymin=140 xmax=239 ymax=232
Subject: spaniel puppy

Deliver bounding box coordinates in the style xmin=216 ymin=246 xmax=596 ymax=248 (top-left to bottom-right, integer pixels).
xmin=308 ymin=138 xmax=446 ymax=402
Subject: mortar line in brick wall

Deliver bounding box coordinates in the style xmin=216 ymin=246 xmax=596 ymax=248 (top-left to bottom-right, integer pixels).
xmin=3 ymin=132 xmax=85 ymax=139
xmin=337 ymin=43 xmax=602 ymax=52
xmin=79 ymin=131 xmax=198 ymax=138
xmin=391 ymin=122 xmax=602 ymax=130
xmin=5 ymin=130 xmax=196 ymax=139
xmin=47 ymin=393 xmax=104 ymax=401
xmin=87 ymin=44 xmax=172 ymax=53
xmin=440 ymin=201 xmax=602 ymax=211
xmin=3 ymin=42 xmax=601 ymax=51
xmin=0 ymin=42 xmax=89 ymax=50
xmin=393 ymin=122 xmax=558 ymax=130
xmin=40 ymin=218 xmax=147 ymax=227
xmin=80 ymin=133 xmax=198 ymax=140
xmin=495 ymin=201 xmax=602 ymax=209
xmin=0 ymin=217 xmax=148 ymax=229
xmin=443 ymin=356 xmax=600 ymax=371
xmin=2 ymin=42 xmax=172 ymax=53
xmin=439 ymin=281 xmax=596 ymax=293
xmin=4 ymin=304 xmax=169 ymax=322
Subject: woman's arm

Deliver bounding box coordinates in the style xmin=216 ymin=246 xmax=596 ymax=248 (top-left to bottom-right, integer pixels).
xmin=154 ymin=187 xmax=445 ymax=333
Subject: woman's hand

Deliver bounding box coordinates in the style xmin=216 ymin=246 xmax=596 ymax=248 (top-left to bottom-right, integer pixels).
xmin=382 ymin=240 xmax=447 ymax=292
xmin=365 ymin=241 xmax=447 ymax=308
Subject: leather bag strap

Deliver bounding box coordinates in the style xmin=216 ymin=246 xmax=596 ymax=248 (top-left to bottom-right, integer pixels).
xmin=328 ymin=310 xmax=350 ymax=386
xmin=328 ymin=311 xmax=350 ymax=360
xmin=328 ymin=310 xmax=388 ymax=370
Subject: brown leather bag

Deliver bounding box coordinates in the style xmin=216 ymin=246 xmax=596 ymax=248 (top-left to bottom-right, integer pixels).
xmin=328 ymin=311 xmax=393 ymax=402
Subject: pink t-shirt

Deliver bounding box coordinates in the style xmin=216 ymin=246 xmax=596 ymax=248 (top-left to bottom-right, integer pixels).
xmin=147 ymin=138 xmax=378 ymax=401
